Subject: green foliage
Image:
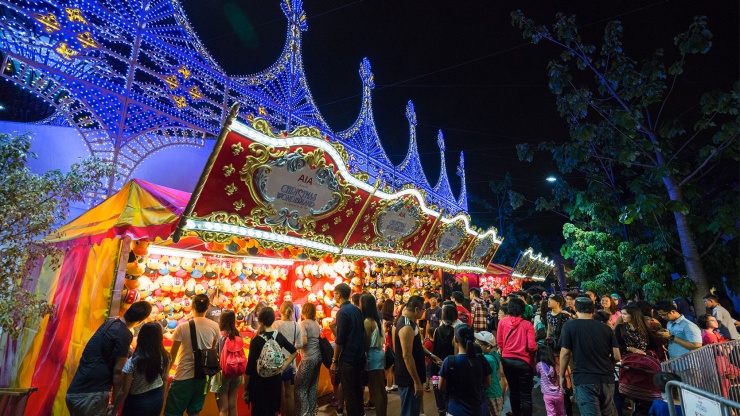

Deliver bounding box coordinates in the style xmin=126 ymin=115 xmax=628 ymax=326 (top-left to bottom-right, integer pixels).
xmin=511 ymin=11 xmax=740 ymax=299
xmin=0 ymin=132 xmax=115 ymax=339
xmin=562 ymin=223 xmax=694 ymax=300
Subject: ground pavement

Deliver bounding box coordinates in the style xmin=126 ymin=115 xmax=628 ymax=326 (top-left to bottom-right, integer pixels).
xmin=316 ymin=383 xmax=560 ymax=416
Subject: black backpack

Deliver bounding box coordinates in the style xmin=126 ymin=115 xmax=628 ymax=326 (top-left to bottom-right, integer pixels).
xmin=433 ymin=324 xmax=455 ymax=359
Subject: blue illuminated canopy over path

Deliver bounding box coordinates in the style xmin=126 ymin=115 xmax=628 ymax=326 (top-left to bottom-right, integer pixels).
xmin=0 ymin=0 xmax=467 ymax=214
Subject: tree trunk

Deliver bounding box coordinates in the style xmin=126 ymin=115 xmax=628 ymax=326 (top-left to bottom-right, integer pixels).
xmin=663 ymin=176 xmax=709 ymax=315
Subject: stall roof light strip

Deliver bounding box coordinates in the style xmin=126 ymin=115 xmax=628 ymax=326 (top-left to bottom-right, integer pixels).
xmin=230 ymin=122 xmax=501 ymax=243
xmin=520 ymin=248 xmax=555 ymax=267
xmin=148 ymin=245 xmax=295 ymax=265
xmin=511 ymin=272 xmax=546 ymax=281
xmin=187 ymin=219 xmax=340 ymax=254
xmin=187 ymin=219 xmax=486 ymax=272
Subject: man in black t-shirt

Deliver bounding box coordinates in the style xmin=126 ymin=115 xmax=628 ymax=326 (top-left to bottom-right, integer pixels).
xmin=66 ymin=301 xmax=151 ymax=416
xmin=205 ymin=290 xmax=223 ymax=323
xmin=331 ymin=283 xmax=366 ymax=416
xmin=559 ymin=297 xmax=621 ymax=416
xmin=425 ymin=293 xmax=442 ymax=336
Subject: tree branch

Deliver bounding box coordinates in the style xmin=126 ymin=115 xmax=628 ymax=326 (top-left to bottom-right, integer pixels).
xmin=540 ymin=30 xmax=667 ymax=164
xmin=655 ymin=55 xmax=686 ymax=128
xmin=669 ymin=112 xmax=719 ymax=164
xmin=699 ymin=232 xmax=723 ymax=258
xmin=653 ymin=214 xmax=683 ymax=256
xmin=679 ymin=133 xmax=738 ymax=187
xmin=563 ymin=79 xmax=657 ymax=164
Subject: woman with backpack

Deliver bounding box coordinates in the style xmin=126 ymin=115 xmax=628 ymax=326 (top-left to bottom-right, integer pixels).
xmin=110 ymin=322 xmax=170 ymax=416
xmin=431 ymin=303 xmax=457 ymax=416
xmin=295 ymin=303 xmax=322 ymax=416
xmin=438 ymin=324 xmax=492 ymax=416
xmin=212 ymin=310 xmax=246 ymax=416
xmin=275 ymin=301 xmax=303 ymax=416
xmin=244 ymin=307 xmax=298 ymax=416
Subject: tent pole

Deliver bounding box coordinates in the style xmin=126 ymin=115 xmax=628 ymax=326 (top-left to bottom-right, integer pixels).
xmin=109 ymin=236 xmax=131 ymax=317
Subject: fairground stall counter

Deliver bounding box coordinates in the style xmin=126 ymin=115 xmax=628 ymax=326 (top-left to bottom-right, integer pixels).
xmin=4 ymin=114 xmax=502 ymax=415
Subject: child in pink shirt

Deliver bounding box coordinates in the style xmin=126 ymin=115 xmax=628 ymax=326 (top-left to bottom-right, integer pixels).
xmin=535 ymin=345 xmax=565 ymax=416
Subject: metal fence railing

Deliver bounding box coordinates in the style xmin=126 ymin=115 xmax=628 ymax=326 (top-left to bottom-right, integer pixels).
xmin=665 ymin=380 xmax=740 ymax=416
xmin=660 ymin=339 xmax=740 ymax=403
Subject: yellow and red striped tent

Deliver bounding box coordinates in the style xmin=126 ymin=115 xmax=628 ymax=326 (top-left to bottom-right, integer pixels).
xmin=3 ymin=179 xmax=188 ymax=416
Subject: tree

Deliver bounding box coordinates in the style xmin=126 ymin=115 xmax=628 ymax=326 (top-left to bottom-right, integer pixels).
xmin=0 ymin=132 xmax=115 ymax=339
xmin=511 ymin=12 xmax=739 ymax=311
xmin=561 ymin=223 xmax=694 ymax=301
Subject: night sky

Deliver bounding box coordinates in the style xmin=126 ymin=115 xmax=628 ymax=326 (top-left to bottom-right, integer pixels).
xmin=179 ymin=0 xmax=738 ymax=241
xmin=2 ymin=1 xmax=737 ymax=244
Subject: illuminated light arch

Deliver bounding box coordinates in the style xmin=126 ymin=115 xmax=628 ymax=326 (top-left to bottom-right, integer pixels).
xmin=0 ymin=0 xmax=469 ymax=213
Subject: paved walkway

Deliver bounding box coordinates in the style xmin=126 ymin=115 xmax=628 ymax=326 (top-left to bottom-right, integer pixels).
xmin=316 ymin=383 xmax=560 ymax=415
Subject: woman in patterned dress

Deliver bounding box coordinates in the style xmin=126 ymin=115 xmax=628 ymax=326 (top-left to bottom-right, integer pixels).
xmin=295 ymin=303 xmax=322 ymax=416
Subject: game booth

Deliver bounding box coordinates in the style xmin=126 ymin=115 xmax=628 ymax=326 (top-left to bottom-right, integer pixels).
xmin=3 ymin=114 xmax=503 ymax=415
xmin=455 ymin=263 xmax=522 ymax=296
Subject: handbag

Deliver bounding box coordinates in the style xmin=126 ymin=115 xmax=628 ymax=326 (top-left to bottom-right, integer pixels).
xmin=384 ymin=345 xmax=395 ymax=370
xmin=319 ymin=334 xmax=334 ymax=369
xmin=189 ymin=320 xmax=220 ymax=379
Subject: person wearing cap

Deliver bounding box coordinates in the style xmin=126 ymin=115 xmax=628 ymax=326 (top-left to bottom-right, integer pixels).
xmin=475 ymin=331 xmax=504 ymax=416
xmin=559 ymin=297 xmax=621 ymax=416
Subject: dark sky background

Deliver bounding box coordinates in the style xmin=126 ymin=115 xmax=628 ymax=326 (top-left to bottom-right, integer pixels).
xmin=2 ymin=1 xmax=736 ymax=249
xmin=179 ymin=0 xmax=738 ymax=244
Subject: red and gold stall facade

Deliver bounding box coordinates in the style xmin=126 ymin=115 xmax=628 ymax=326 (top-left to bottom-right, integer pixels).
xmin=171 ymin=113 xmax=502 ymax=285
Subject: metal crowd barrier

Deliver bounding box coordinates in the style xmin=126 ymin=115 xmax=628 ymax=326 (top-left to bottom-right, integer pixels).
xmin=665 ymin=380 xmax=740 ymax=416
xmin=660 ymin=339 xmax=740 ymax=403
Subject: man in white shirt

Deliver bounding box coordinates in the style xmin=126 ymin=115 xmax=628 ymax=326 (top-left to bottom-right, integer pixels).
xmin=164 ymin=294 xmax=220 ymax=416
xmin=703 ymin=294 xmax=739 ymax=340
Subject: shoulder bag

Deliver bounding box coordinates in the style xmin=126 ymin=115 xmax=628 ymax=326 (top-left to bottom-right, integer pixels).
xmin=189 ymin=319 xmax=221 ymax=379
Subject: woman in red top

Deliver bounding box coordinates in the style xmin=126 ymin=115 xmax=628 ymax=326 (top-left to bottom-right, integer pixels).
xmin=496 ymin=298 xmax=536 ymax=416
xmin=698 ymin=314 xmax=727 ymax=345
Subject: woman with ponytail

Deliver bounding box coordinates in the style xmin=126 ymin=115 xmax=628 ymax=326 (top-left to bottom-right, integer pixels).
xmin=438 ymin=324 xmax=492 ymax=416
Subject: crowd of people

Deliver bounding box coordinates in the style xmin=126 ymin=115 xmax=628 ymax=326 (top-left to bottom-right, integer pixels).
xmin=64 ymin=285 xmax=739 ymax=416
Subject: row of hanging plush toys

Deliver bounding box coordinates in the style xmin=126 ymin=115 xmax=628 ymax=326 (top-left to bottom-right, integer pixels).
xmin=359 ymin=260 xmax=442 ymax=292
xmin=120 ymin=240 xmax=290 ymax=335
xmin=292 ymin=259 xmax=362 ymax=319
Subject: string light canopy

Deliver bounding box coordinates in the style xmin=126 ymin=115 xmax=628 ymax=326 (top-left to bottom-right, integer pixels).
xmin=0 ymin=0 xmax=468 ymax=214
